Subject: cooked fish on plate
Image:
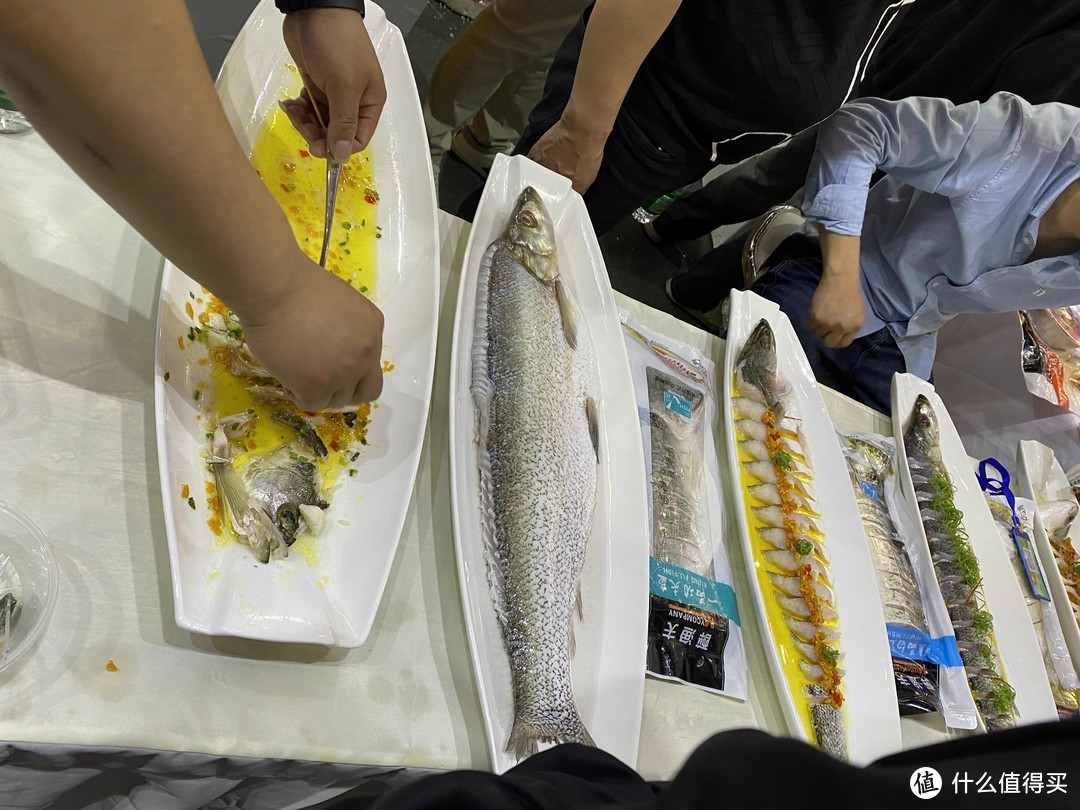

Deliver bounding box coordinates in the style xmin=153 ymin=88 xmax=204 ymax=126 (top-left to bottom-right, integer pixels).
xmin=154 ymin=1 xmax=439 ymax=646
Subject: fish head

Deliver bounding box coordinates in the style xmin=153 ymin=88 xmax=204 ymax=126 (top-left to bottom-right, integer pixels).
xmin=735 ymin=319 xmax=779 ymax=408
xmin=736 ymin=319 xmax=776 ymax=376
xmin=504 ymin=187 xmax=558 ymax=283
xmin=905 ymin=394 xmax=940 ymax=456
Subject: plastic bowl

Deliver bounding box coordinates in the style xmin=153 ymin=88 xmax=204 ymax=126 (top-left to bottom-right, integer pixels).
xmin=0 ymin=502 xmax=59 ymax=671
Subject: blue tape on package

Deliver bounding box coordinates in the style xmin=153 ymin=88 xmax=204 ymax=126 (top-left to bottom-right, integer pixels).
xmin=650 ymin=558 xmax=740 ymax=626
xmin=887 ymin=624 xmax=963 ymax=668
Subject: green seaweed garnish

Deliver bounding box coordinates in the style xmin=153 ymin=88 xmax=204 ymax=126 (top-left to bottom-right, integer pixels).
xmin=989 ymin=679 xmax=1016 ymax=715
xmin=187 ymin=497 xmax=196 ymax=510
xmin=971 ymin=607 xmax=994 ymax=637
xmin=822 ymin=645 xmax=841 ymax=666
xmin=773 ymin=449 xmax=793 ymax=469
xmin=794 ymin=538 xmax=814 ymax=558
xmin=1073 ymin=560 xmax=1080 ymax=578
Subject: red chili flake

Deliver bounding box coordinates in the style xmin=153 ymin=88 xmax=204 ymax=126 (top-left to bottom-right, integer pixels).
xmin=299 ymin=149 xmax=310 ymax=158
xmin=364 ymin=192 xmax=377 ymax=205
xmin=330 ymin=440 xmax=340 ymax=452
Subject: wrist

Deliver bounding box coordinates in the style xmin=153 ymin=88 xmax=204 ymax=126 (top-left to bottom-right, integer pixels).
xmin=561 ymin=98 xmax=615 ymax=148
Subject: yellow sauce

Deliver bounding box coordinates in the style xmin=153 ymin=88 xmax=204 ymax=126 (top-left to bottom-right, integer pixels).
xmin=734 ymin=384 xmax=844 ymax=746
xmin=181 ymin=78 xmax=379 ymax=558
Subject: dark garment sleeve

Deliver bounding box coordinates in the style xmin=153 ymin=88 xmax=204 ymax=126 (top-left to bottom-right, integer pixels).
xmin=651 ymin=126 xmax=819 ymax=242
xmin=275 ymin=0 xmax=366 ymax=15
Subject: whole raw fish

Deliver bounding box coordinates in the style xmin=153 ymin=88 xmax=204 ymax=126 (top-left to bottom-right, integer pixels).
xmin=472 ymin=187 xmax=598 ymax=757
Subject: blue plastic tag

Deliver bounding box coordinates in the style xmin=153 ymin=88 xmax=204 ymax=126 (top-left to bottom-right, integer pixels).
xmin=887 ymin=624 xmax=963 ymax=668
xmin=859 ymin=479 xmax=880 ymax=501
xmin=977 ymin=458 xmax=1051 ymax=602
xmin=650 ymin=558 xmax=740 ymax=627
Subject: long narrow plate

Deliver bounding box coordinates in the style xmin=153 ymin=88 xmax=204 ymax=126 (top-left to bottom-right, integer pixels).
xmin=1016 ymin=440 xmax=1080 ymax=670
xmin=722 ymin=290 xmax=900 ymax=764
xmin=448 ymin=153 xmax=649 ymax=774
xmin=891 ymin=374 xmax=1058 ymax=725
xmin=153 ymin=1 xmax=439 ymax=646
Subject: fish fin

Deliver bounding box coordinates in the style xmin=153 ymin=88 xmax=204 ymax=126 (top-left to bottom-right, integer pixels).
xmin=585 ymin=397 xmax=599 ymax=462
xmin=505 ymin=709 xmax=595 ymax=759
xmin=472 ymin=243 xmax=510 ymax=628
xmin=555 ymin=278 xmax=578 ymax=350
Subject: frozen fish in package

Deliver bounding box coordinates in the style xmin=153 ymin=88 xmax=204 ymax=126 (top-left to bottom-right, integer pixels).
xmin=621 ymin=313 xmax=747 ymax=700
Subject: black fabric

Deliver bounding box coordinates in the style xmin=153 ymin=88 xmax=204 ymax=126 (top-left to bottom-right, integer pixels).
xmin=502 ymin=1 xmax=904 ymax=235
xmin=653 ymin=0 xmax=1080 ymax=246
xmin=654 ymin=127 xmax=819 ymax=243
xmin=860 ymin=0 xmax=1080 ymax=104
xmin=275 ymin=0 xmax=365 ymax=15
xmin=323 ymin=720 xmax=1080 ymax=809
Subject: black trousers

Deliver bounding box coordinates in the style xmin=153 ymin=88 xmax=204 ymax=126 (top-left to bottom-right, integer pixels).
xmin=335 ymin=720 xmax=1080 ymax=809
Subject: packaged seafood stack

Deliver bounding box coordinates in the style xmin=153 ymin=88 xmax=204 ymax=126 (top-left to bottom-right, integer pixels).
xmin=723 ymin=291 xmax=900 ymax=764
xmin=449 ymin=154 xmax=648 ymax=773
xmin=977 ymin=457 xmax=1080 ymax=720
xmin=155 ymin=1 xmax=440 ymax=646
xmin=1015 ymin=441 xmax=1080 ymax=679
xmin=621 ymin=313 xmax=747 ymax=701
xmin=840 ymin=433 xmax=974 ymax=727
xmin=892 ymin=374 xmax=1058 ymax=732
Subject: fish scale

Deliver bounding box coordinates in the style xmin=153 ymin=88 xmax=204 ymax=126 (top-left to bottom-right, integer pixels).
xmin=473 ymin=188 xmax=597 ymax=758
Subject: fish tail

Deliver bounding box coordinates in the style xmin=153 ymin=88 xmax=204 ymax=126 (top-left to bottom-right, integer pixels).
xmin=505 ymin=708 xmax=595 ymax=758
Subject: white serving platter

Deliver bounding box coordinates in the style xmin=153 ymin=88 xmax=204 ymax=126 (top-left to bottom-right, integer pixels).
xmin=891 ymin=374 xmax=1058 ymax=726
xmin=1016 ymin=439 xmax=1080 ymax=670
xmin=153 ymin=0 xmax=439 ymax=646
xmin=721 ymin=290 xmax=901 ymax=764
xmin=447 ymin=153 xmax=649 ymax=773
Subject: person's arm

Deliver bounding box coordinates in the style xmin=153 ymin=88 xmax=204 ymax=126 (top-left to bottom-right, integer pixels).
xmin=276 ymin=1 xmax=387 ymax=160
xmin=527 ymin=0 xmax=682 ymax=194
xmin=0 ymin=0 xmax=383 ymax=411
xmin=808 ymin=226 xmax=864 ymax=348
xmin=802 ymin=92 xmax=1029 ymax=347
xmin=802 ymin=92 xmax=1028 ymax=237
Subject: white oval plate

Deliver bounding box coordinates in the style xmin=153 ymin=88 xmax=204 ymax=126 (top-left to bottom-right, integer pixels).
xmin=448 ymin=153 xmax=649 ymax=774
xmin=891 ymin=374 xmax=1058 ymax=725
xmin=153 ymin=1 xmax=439 ymax=646
xmin=1016 ymin=439 xmax=1080 ymax=671
xmin=722 ymin=290 xmax=901 ymax=764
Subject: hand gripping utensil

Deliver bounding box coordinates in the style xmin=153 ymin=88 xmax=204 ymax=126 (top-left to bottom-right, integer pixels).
xmin=299 ymin=76 xmax=344 ymax=268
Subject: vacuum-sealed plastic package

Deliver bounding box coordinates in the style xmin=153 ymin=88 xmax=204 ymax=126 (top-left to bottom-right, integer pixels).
xmin=622 ymin=312 xmax=747 ymax=700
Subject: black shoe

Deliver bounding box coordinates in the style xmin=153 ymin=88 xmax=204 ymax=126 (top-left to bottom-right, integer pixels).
xmin=664 ymin=278 xmax=727 ymax=332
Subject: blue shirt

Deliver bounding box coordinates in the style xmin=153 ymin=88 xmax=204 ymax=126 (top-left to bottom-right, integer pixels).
xmin=801 ymin=92 xmax=1080 ymax=379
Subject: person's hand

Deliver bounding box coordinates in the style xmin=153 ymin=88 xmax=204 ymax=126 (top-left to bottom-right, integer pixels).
xmin=238 ymin=251 xmax=385 ymax=411
xmin=808 ymin=266 xmax=865 ymax=348
xmin=281 ymin=8 xmax=385 ymax=160
xmin=527 ymin=111 xmax=609 ymax=195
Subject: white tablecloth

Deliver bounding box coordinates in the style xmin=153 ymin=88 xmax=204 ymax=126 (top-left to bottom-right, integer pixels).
xmin=0 ymin=131 xmax=950 ymax=809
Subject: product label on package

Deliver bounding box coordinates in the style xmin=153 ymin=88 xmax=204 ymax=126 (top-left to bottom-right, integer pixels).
xmin=887 ymin=624 xmax=962 ymax=668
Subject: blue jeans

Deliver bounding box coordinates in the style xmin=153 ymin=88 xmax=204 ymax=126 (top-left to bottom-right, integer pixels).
xmin=751 ymin=257 xmax=905 ymax=414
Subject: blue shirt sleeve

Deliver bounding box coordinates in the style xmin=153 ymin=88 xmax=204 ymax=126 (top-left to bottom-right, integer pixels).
xmin=802 ymin=93 xmax=1029 ymax=235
